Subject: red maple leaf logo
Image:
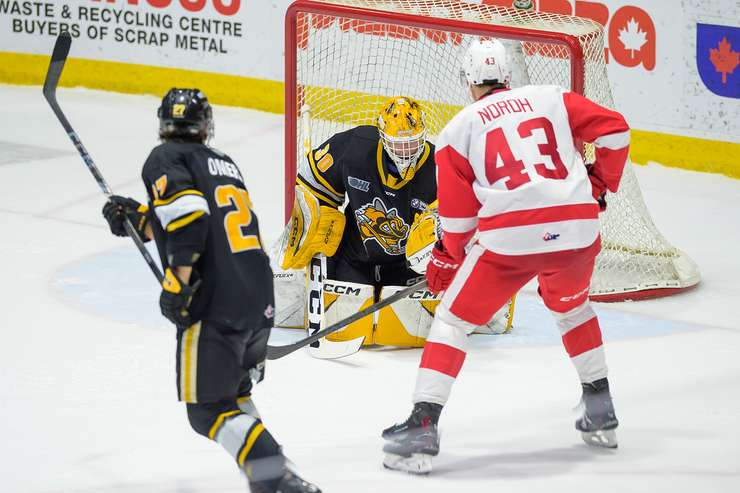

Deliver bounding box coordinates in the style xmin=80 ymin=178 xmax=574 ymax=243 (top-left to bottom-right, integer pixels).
xmin=709 ymin=37 xmax=740 ymax=85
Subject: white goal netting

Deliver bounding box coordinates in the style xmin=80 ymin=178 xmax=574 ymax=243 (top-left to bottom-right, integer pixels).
xmin=286 ymin=0 xmax=700 ymax=301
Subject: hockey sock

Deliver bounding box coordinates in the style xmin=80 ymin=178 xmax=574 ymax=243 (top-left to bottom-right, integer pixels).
xmin=239 ymin=424 xmax=285 ymax=491
xmin=412 ymin=311 xmax=471 ymax=405
xmin=551 ymin=301 xmax=608 ymax=383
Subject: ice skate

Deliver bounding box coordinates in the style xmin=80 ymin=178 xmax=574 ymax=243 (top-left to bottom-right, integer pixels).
xmin=273 ymin=468 xmax=321 ymax=493
xmin=382 ymin=402 xmax=442 ymax=474
xmin=576 ymin=378 xmax=619 ymax=449
xmin=247 ymin=458 xmax=321 ymax=493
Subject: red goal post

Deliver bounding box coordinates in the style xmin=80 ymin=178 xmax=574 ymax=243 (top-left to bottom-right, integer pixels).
xmin=283 ymin=0 xmax=700 ymax=302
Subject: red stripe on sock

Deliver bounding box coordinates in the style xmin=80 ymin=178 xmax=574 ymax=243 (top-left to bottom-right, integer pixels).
xmin=562 ymin=317 xmax=603 ymax=357
xmin=420 ymin=341 xmax=467 ymax=378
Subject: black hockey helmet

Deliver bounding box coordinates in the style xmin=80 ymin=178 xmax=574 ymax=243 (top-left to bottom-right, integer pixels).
xmin=158 ymin=88 xmax=213 ymax=141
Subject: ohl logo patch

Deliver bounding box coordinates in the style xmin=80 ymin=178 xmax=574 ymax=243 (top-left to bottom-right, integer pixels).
xmin=355 ymin=197 xmax=410 ymax=256
xmin=697 ymin=23 xmax=740 ymax=99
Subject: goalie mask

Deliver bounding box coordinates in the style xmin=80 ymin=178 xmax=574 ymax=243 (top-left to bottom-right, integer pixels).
xmin=158 ymin=88 xmax=214 ymax=142
xmin=377 ymin=96 xmax=427 ymax=179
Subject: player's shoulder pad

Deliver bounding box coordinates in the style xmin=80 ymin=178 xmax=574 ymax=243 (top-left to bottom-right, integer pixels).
xmin=517 ymin=84 xmax=566 ymax=100
xmin=348 ymin=124 xmax=380 ymax=142
xmin=342 ymin=125 xmax=381 ymax=156
xmin=142 ymin=142 xmax=175 ymax=168
xmin=146 ymin=141 xmax=195 ymax=162
xmin=437 ymin=105 xmax=472 ymax=150
xmin=537 ymin=84 xmax=567 ymax=96
xmin=141 ymin=141 xmax=193 ymax=182
xmin=315 ymin=125 xmax=379 ymax=163
xmin=205 ymin=145 xmax=234 ymax=162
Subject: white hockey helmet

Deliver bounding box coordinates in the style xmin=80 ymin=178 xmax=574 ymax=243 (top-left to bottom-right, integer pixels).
xmin=460 ymin=39 xmax=512 ymax=88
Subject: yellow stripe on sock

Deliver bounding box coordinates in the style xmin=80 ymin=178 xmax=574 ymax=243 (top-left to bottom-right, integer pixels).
xmin=208 ymin=410 xmax=242 ymax=441
xmin=237 ymin=423 xmax=266 ymax=466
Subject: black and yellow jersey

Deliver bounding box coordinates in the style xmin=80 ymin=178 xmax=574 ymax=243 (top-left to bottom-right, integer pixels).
xmin=142 ymin=141 xmax=273 ymax=331
xmin=297 ymin=125 xmax=437 ymax=266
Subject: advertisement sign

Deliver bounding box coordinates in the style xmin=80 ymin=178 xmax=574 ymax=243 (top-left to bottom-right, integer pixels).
xmin=0 ymin=0 xmax=738 ymax=172
xmin=0 ymin=0 xmax=284 ymax=80
xmin=696 ymin=23 xmax=739 ymax=99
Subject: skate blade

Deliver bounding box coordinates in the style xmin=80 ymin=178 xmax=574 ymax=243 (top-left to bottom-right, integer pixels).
xmin=382 ymin=453 xmax=433 ymax=475
xmin=581 ymin=429 xmax=618 ymax=449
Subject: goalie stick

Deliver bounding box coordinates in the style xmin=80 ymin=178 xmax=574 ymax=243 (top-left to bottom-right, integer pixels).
xmin=299 ymin=104 xmax=365 ymax=359
xmin=305 ymin=254 xmax=366 ymax=359
xmin=267 ymin=279 xmax=428 ymax=360
xmin=43 ymin=32 xmax=164 ymax=284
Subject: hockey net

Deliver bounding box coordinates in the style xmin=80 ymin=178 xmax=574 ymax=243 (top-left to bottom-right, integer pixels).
xmin=284 ymin=0 xmax=700 ymax=301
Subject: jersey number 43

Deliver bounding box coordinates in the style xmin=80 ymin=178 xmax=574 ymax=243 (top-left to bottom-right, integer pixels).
xmin=486 ymin=117 xmax=569 ymax=190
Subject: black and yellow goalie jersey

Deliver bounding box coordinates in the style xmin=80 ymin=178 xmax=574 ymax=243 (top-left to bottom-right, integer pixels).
xmin=297 ymin=125 xmax=437 ymax=266
xmin=142 ymin=141 xmax=273 ymax=331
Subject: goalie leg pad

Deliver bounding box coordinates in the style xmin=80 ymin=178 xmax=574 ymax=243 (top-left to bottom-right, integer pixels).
xmin=269 ymin=226 xmax=307 ymax=328
xmin=472 ymin=295 xmax=516 ymax=335
xmin=322 ymin=280 xmax=375 ymax=345
xmin=374 ymin=286 xmax=440 ymax=347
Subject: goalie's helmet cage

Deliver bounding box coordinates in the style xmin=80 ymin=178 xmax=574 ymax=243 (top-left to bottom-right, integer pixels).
xmin=285 ymin=0 xmax=700 ymax=301
xmin=377 ymin=96 xmax=428 ymax=178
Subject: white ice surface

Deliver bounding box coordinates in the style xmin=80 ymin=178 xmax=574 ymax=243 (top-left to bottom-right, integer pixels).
xmin=1 ymin=85 xmax=739 ymax=493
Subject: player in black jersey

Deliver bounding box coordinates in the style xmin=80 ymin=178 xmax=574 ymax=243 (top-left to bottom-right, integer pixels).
xmin=102 ymin=88 xmax=320 ymax=493
xmin=279 ymin=97 xmax=445 ymax=347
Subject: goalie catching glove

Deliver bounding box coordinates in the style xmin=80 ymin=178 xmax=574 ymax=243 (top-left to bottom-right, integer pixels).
xmin=405 ymin=200 xmax=439 ymax=274
xmin=281 ymin=184 xmax=346 ymax=270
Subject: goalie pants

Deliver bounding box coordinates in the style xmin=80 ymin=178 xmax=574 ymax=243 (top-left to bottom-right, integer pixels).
xmin=177 ymin=320 xmax=282 ymax=479
xmin=327 ymin=249 xmax=424 ymax=288
xmin=413 ymin=238 xmax=607 ymax=406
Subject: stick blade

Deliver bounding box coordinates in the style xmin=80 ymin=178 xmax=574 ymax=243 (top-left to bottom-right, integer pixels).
xmin=307 ymin=336 xmax=365 ymax=360
xmin=43 ymin=32 xmax=72 ymax=100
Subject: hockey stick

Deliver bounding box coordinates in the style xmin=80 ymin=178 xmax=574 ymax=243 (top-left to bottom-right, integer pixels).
xmin=298 ymin=104 xmax=365 ymax=359
xmin=43 ymin=32 xmax=164 ymax=283
xmin=304 ymin=254 xmax=366 ymax=359
xmin=267 ymin=279 xmax=428 ymax=360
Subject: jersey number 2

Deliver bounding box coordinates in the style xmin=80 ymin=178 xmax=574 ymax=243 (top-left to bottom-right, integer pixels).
xmin=485 ymin=117 xmax=568 ymax=190
xmin=215 ymin=185 xmax=261 ymax=253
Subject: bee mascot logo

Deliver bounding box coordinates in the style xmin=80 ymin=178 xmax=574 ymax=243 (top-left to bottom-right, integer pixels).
xmin=355 ymin=198 xmax=410 ymax=255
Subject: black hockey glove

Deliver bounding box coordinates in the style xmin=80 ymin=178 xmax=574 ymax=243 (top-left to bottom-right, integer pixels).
xmin=102 ymin=195 xmax=150 ymax=240
xmin=586 ymin=164 xmax=608 ymax=212
xmin=160 ymin=268 xmax=200 ymax=330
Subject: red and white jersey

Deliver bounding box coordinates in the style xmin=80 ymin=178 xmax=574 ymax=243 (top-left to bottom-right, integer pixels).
xmin=435 ymin=85 xmax=630 ymax=257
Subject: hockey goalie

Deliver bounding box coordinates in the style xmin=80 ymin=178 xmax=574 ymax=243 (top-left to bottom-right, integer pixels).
xmin=272 ymin=97 xmax=515 ymax=352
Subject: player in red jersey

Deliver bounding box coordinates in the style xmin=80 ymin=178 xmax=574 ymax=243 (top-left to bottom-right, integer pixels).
xmin=382 ymin=39 xmax=630 ymax=474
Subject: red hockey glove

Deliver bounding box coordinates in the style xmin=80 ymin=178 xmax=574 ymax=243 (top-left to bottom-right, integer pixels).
xmin=425 ymin=241 xmax=461 ymax=294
